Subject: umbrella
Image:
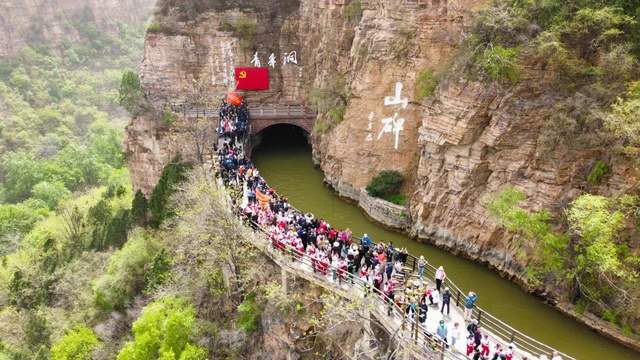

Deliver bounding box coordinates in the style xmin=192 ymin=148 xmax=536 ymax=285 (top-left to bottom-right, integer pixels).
xmin=226 ymin=92 xmax=243 ymax=106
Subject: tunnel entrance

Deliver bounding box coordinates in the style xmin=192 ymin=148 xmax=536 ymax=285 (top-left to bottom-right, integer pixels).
xmin=250 ymin=123 xmax=310 ymax=156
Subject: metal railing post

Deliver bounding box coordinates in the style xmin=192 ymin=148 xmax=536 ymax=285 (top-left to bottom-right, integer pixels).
xmin=414 ymin=310 xmax=419 ymax=343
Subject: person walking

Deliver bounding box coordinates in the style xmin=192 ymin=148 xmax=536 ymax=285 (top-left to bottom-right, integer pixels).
xmin=436 ymin=320 xmax=448 ymax=346
xmin=481 ymin=333 xmax=490 ymax=357
xmin=440 ymin=287 xmax=451 ymax=315
xmin=435 ymin=265 xmax=446 ymax=292
xmin=418 ymin=298 xmax=428 ymax=325
xmin=464 ymin=291 xmax=478 ymax=320
xmin=417 ymin=255 xmax=426 ymax=279
xmin=551 ymin=351 xmax=563 ymax=360
xmin=450 ymin=322 xmax=461 ymax=350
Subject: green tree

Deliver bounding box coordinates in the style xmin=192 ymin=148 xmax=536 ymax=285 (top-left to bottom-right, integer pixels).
xmin=116 ymin=297 xmax=207 ymax=360
xmin=237 ymin=292 xmax=261 ymax=333
xmin=149 ymin=155 xmax=190 ymax=228
xmin=31 ymin=181 xmax=71 ymax=209
xmin=131 ymin=190 xmax=149 ymax=225
xmin=567 ymin=194 xmax=625 ymax=276
xmin=1 ymin=151 xmax=45 ymax=202
xmin=118 ymin=70 xmax=145 ymax=115
xmin=487 ymin=187 xmax=568 ymax=279
xmin=50 ymin=326 xmax=99 ymax=360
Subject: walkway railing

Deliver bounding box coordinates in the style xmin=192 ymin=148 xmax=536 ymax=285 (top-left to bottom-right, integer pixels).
xmin=169 ymin=102 xmax=316 ymax=119
xmin=397 ymin=254 xmax=574 ymax=359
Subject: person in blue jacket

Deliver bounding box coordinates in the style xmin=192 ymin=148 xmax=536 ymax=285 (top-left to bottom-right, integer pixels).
xmin=361 ymin=233 xmax=372 ymax=248
xmin=436 ymin=320 xmax=448 ymax=346
xmin=464 ymin=291 xmax=478 ymax=320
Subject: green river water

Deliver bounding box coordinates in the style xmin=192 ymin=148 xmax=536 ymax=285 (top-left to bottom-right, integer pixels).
xmin=250 ymin=125 xmax=639 ymax=360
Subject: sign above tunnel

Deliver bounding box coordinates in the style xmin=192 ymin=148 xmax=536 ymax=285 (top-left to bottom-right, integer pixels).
xmin=235 ymin=67 xmax=270 ymax=91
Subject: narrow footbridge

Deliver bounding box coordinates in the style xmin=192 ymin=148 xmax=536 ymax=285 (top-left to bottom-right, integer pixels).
xmin=169 ymin=102 xmax=316 ymax=135
xmin=207 ymin=162 xmax=576 ymax=360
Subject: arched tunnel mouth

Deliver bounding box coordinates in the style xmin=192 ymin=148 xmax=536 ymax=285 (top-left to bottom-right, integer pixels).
xmin=251 ymin=123 xmax=310 ymax=157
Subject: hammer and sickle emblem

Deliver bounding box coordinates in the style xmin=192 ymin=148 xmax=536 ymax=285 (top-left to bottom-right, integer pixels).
xmin=239 ymin=71 xmax=247 ymax=79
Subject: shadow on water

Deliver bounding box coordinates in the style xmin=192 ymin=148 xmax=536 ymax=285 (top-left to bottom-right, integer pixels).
xmin=251 ymin=124 xmax=638 ymax=360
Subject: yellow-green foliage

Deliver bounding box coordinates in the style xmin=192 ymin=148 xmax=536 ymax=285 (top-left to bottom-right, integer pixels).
xmin=567 ymin=194 xmax=626 ymax=276
xmin=605 ymin=85 xmax=640 ymax=154
xmin=51 ymin=326 xmax=100 ymax=360
xmin=487 ymin=187 xmax=567 ymax=278
xmin=116 ymin=297 xmax=207 ymax=360
xmin=478 ymin=46 xmax=520 ymax=83
xmin=93 ymin=229 xmax=165 ymax=311
xmin=414 ymin=69 xmax=438 ymax=101
xmin=489 ymin=187 xmax=640 ymax=329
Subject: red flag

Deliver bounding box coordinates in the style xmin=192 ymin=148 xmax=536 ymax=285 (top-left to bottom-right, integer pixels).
xmin=235 ymin=67 xmax=269 ymax=90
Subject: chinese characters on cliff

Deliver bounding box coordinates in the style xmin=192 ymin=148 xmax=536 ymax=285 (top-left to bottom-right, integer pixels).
xmin=367 ymin=82 xmax=408 ymax=150
xmin=251 ymin=51 xmax=298 ymax=68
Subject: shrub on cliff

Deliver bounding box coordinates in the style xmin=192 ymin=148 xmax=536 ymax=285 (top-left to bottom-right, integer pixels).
xmin=118 ymin=70 xmax=146 ymax=116
xmin=415 ymin=69 xmax=439 ymax=101
xmin=587 ymin=160 xmax=609 ymax=185
xmin=366 ymin=171 xmax=405 ymax=201
xmin=149 ymin=154 xmax=191 ymax=228
xmin=345 ymin=0 xmax=363 ymax=24
xmin=237 ymin=292 xmax=261 ymax=333
xmin=131 ymin=190 xmax=149 ymax=225
xmin=310 ymin=75 xmax=350 ymax=133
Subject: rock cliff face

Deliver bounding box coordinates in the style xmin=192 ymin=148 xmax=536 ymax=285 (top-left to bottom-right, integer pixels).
xmin=0 ymin=0 xmax=154 ymax=57
xmin=126 ymin=0 xmax=484 ymax=193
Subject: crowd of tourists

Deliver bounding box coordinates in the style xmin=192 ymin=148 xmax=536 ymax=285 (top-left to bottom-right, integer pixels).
xmin=214 ymin=100 xmax=563 ymax=360
xmin=218 ymin=98 xmax=249 ymax=142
